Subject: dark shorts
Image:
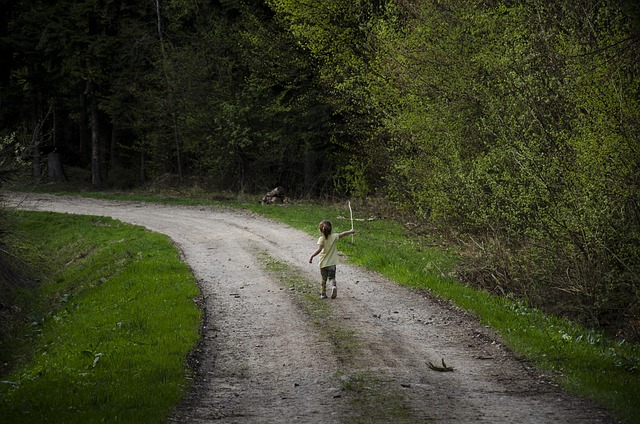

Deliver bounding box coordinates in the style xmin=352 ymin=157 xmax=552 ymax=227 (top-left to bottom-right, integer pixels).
xmin=320 ymin=265 xmax=336 ymax=283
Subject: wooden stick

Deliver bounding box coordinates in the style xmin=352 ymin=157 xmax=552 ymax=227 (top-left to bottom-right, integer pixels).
xmin=348 ymin=201 xmax=354 ymax=243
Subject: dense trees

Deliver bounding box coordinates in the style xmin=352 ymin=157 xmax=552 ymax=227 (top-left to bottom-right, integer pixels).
xmin=0 ymin=0 xmax=346 ymax=193
xmin=355 ymin=1 xmax=639 ymax=335
xmin=1 ymin=0 xmax=638 ymax=337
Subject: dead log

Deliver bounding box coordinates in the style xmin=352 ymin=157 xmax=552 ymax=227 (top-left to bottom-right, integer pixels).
xmin=261 ymin=186 xmax=287 ymax=205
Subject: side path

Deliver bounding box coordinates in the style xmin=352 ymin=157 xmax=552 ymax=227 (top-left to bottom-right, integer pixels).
xmin=7 ymin=193 xmax=617 ymax=423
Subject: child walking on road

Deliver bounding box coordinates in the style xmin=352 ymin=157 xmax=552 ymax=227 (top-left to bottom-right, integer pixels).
xmin=309 ymin=220 xmax=355 ymax=299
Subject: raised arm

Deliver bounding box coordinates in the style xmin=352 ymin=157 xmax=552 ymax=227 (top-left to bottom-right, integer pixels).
xmin=338 ymin=229 xmax=356 ymax=239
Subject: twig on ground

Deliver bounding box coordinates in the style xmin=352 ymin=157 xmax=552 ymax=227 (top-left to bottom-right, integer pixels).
xmin=427 ymin=358 xmax=454 ymax=372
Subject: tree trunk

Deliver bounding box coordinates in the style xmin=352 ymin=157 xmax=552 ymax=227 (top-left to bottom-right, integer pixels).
xmin=173 ymin=116 xmax=183 ymax=181
xmin=30 ymin=97 xmax=53 ymax=183
xmin=100 ymin=120 xmax=110 ymax=183
xmin=31 ymin=142 xmax=42 ymax=182
xmin=156 ymin=0 xmax=183 ymax=182
xmin=79 ymin=91 xmax=90 ymax=163
xmin=139 ymin=148 xmax=147 ymax=184
xmin=110 ymin=122 xmax=121 ymax=170
xmin=47 ymin=152 xmax=67 ymax=182
xmin=304 ymin=147 xmax=318 ymax=197
xmin=91 ymin=99 xmax=103 ymax=188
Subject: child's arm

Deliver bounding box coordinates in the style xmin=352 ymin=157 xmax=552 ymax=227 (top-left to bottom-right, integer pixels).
xmin=309 ymin=245 xmax=322 ymax=263
xmin=338 ymin=229 xmax=356 ymax=239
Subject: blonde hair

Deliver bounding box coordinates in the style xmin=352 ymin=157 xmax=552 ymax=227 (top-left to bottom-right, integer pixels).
xmin=319 ymin=220 xmax=332 ymax=239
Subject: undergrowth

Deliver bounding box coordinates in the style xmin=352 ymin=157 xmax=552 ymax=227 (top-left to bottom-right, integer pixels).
xmin=0 ymin=211 xmax=201 ymax=423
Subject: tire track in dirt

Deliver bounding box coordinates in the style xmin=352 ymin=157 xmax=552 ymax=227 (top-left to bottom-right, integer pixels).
xmin=7 ymin=193 xmax=617 ymax=423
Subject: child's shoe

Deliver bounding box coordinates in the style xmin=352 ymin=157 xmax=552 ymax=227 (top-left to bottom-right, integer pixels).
xmin=320 ymin=293 xmax=328 ymax=299
xmin=330 ymin=285 xmax=337 ymax=299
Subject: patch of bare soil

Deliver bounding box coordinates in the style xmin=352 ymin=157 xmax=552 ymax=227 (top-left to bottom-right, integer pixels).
xmin=7 ymin=193 xmax=618 ymax=423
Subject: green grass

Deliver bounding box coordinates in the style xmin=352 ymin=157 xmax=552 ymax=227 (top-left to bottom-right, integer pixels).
xmin=0 ymin=211 xmax=201 ymax=424
xmin=5 ymin=188 xmax=640 ymax=422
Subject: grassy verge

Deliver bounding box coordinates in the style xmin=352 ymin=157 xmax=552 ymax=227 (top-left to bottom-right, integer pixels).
xmin=7 ymin=189 xmax=640 ymax=422
xmin=0 ymin=211 xmax=201 ymax=424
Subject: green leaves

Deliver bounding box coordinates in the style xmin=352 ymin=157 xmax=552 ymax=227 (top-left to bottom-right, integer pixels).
xmin=306 ymin=0 xmax=640 ymax=338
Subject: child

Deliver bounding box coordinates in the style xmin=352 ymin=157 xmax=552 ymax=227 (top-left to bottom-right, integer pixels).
xmin=309 ymin=220 xmax=355 ymax=299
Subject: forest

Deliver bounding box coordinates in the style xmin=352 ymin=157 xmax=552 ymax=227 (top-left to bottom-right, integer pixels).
xmin=1 ymin=0 xmax=639 ymax=340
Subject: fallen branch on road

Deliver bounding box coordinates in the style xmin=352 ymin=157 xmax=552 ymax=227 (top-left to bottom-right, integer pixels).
xmin=428 ymin=358 xmax=454 ymax=372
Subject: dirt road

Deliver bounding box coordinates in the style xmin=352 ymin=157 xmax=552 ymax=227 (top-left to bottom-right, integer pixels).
xmin=8 ymin=193 xmax=616 ymax=423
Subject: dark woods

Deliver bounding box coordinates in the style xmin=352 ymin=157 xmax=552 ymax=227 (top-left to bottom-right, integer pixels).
xmin=1 ymin=0 xmax=639 ymax=340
